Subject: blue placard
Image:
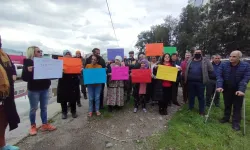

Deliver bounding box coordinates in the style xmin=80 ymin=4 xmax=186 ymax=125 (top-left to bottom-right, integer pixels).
xmin=107 ymin=48 xmax=124 ymax=61
xmin=83 ymin=68 xmax=107 ymax=85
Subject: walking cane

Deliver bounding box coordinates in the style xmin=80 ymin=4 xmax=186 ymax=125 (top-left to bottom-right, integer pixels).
xmin=205 ymin=89 xmax=217 ymax=123
xmin=243 ymin=97 xmax=246 ymax=136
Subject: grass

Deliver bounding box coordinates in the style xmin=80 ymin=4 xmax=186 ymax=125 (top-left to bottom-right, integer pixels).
xmin=146 ymin=84 xmax=250 ymax=150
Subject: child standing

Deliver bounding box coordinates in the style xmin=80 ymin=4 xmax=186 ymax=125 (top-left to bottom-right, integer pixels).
xmin=133 ymin=59 xmax=149 ymax=113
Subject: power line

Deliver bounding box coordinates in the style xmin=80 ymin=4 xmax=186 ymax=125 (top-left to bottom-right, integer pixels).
xmin=105 ymin=0 xmax=119 ymax=47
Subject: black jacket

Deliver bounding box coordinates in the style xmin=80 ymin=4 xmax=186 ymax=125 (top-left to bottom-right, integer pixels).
xmin=22 ymin=59 xmax=51 ymax=91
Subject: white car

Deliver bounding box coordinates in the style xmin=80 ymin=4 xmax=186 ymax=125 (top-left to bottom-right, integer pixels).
xmin=14 ymin=64 xmax=23 ymax=79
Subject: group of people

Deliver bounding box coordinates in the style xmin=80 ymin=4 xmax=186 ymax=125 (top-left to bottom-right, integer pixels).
xmin=0 ymin=33 xmax=249 ymax=150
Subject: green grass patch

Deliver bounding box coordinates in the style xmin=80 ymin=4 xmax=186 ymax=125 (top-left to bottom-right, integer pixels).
xmin=146 ymin=84 xmax=250 ymax=150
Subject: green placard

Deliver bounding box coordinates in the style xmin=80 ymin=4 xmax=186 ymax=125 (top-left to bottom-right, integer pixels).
xmin=164 ymin=47 xmax=177 ymax=55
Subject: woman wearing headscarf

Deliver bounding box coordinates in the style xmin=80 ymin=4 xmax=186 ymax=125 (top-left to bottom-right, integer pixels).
xmin=57 ymin=50 xmax=80 ymax=119
xmin=133 ymin=59 xmax=149 ymax=113
xmin=106 ymin=56 xmax=125 ymax=112
xmin=0 ymin=36 xmax=20 ymax=150
xmin=22 ymin=46 xmax=56 ymax=136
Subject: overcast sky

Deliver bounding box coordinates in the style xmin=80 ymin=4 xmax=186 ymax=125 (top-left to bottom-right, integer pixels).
xmin=0 ymin=0 xmax=188 ymax=56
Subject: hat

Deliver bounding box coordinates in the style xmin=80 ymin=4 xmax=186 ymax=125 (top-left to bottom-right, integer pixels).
xmin=76 ymin=50 xmax=81 ymax=54
xmin=129 ymin=51 xmax=134 ymax=54
xmin=63 ymin=50 xmax=72 ymax=56
xmin=115 ymin=55 xmax=122 ymax=62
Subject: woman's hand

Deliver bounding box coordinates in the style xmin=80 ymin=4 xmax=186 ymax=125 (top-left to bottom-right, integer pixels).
xmin=108 ymin=73 xmax=112 ymax=76
xmin=27 ymin=66 xmax=33 ymax=72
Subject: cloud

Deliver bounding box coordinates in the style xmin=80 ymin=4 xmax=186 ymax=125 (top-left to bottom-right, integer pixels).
xmin=0 ymin=0 xmax=188 ymax=55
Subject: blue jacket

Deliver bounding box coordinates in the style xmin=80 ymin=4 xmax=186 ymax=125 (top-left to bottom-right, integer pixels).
xmin=216 ymin=61 xmax=250 ymax=93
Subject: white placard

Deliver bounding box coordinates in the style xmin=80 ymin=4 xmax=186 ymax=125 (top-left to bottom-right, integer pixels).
xmin=33 ymin=57 xmax=63 ymax=79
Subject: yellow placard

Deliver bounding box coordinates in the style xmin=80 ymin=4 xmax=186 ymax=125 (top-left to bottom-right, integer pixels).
xmin=156 ymin=65 xmax=178 ymax=82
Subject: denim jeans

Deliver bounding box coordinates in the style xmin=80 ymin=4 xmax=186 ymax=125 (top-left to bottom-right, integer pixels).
xmin=188 ymin=82 xmax=205 ymax=113
xmin=87 ymin=85 xmax=102 ymax=112
xmin=28 ymin=89 xmax=49 ymax=125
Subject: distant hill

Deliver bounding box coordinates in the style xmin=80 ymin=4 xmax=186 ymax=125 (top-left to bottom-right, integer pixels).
xmin=3 ymin=48 xmax=25 ymax=56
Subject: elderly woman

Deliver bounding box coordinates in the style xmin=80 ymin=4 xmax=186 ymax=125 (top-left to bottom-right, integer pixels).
xmin=0 ymin=37 xmax=20 ymax=150
xmin=57 ymin=50 xmax=80 ymax=119
xmin=106 ymin=56 xmax=125 ymax=112
xmin=22 ymin=46 xmax=56 ymax=136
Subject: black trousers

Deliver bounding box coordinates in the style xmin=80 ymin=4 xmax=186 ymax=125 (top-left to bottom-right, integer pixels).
xmin=146 ymin=78 xmax=156 ymax=102
xmin=160 ymin=87 xmax=172 ymax=111
xmin=81 ymin=85 xmax=87 ymax=96
xmin=223 ymin=88 xmax=243 ymax=124
xmin=206 ymin=80 xmax=220 ymax=106
xmin=61 ymin=102 xmax=76 ymax=114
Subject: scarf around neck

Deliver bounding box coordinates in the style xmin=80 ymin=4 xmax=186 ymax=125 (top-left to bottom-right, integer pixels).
xmin=0 ymin=48 xmax=11 ymax=97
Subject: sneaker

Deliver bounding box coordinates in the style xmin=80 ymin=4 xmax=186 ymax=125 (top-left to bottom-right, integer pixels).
xmin=143 ymin=108 xmax=147 ymax=113
xmin=133 ymin=108 xmax=138 ymax=113
xmin=96 ymin=111 xmax=101 ymax=116
xmin=2 ymin=145 xmax=20 ymax=150
xmin=29 ymin=124 xmax=37 ymax=136
xmin=41 ymin=123 xmax=57 ymax=132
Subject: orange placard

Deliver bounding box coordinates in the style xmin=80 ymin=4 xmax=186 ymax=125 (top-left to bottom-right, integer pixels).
xmin=145 ymin=43 xmax=164 ymax=56
xmin=58 ymin=57 xmax=82 ymax=74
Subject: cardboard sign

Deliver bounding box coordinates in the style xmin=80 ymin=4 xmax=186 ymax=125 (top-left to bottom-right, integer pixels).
xmin=33 ymin=57 xmax=63 ymax=79
xmin=58 ymin=57 xmax=82 ymax=74
xmin=131 ymin=69 xmax=151 ymax=83
xmin=107 ymin=48 xmax=124 ymax=61
xmin=145 ymin=43 xmax=164 ymax=56
xmin=111 ymin=66 xmax=129 ymax=80
xmin=156 ymin=65 xmax=178 ymax=82
xmin=83 ymin=68 xmax=107 ymax=85
xmin=164 ymin=47 xmax=177 ymax=55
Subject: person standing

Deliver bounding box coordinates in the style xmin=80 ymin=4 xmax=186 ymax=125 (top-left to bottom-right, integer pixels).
xmin=106 ymin=56 xmax=125 ymax=112
xmin=85 ymin=55 xmax=103 ymax=117
xmin=206 ymin=54 xmax=221 ymax=107
xmin=85 ymin=48 xmax=106 ymax=109
xmin=124 ymin=51 xmax=139 ymax=102
xmin=22 ymin=46 xmax=56 ymax=136
xmin=153 ymin=53 xmax=174 ymax=115
xmin=185 ymin=49 xmax=214 ymax=115
xmin=217 ymin=50 xmax=250 ymax=131
xmin=57 ymin=50 xmax=80 ymax=119
xmin=0 ymin=36 xmax=20 ymax=150
xmin=146 ymin=56 xmax=158 ymax=103
xmin=75 ymin=50 xmax=87 ymax=107
xmin=180 ymin=52 xmax=191 ymax=103
xmin=171 ymin=53 xmax=181 ymax=106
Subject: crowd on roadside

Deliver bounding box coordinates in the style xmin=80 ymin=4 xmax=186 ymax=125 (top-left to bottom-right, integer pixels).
xmin=0 ymin=35 xmax=250 ymax=150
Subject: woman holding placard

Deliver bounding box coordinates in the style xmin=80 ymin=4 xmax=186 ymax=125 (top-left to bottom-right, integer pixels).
xmin=22 ymin=46 xmax=56 ymax=136
xmin=153 ymin=53 xmax=174 ymax=115
xmin=85 ymin=55 xmax=102 ymax=117
xmin=57 ymin=50 xmax=80 ymax=119
xmin=133 ymin=59 xmax=149 ymax=113
xmin=106 ymin=56 xmax=125 ymax=112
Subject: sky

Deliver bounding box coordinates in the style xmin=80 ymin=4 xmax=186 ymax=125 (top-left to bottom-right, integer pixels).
xmin=0 ymin=0 xmax=188 ymax=56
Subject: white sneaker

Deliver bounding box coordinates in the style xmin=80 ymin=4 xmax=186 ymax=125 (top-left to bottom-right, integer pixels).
xmin=133 ymin=108 xmax=138 ymax=113
xmin=143 ymin=108 xmax=147 ymax=113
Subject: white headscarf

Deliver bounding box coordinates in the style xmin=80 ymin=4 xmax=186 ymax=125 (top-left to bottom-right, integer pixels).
xmin=115 ymin=55 xmax=122 ymax=62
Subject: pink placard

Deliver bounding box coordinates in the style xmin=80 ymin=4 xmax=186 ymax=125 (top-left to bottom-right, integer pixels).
xmin=111 ymin=66 xmax=129 ymax=80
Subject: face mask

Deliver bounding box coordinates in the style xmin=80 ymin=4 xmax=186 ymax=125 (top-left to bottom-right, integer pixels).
xmin=194 ymin=54 xmax=201 ymax=59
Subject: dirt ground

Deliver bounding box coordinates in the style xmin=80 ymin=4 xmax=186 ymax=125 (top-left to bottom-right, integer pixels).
xmin=17 ymin=90 xmax=183 ymax=150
